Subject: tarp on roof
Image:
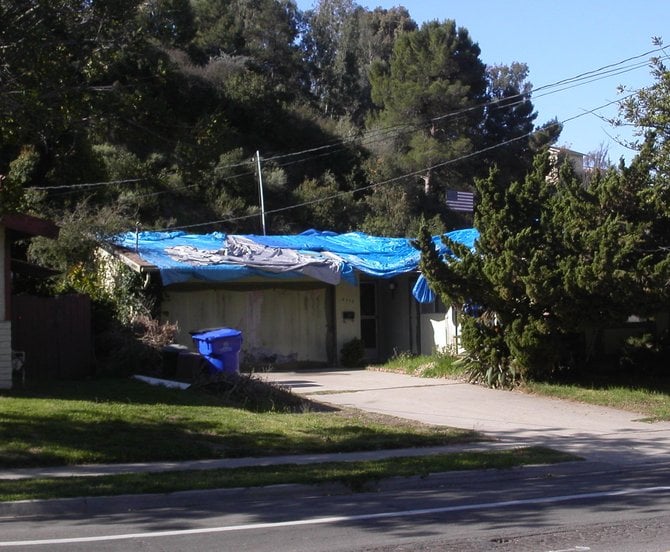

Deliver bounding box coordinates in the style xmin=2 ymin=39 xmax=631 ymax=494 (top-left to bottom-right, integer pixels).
xmin=111 ymin=228 xmax=478 ymax=301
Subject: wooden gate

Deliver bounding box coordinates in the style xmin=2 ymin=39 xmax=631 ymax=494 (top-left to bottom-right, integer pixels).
xmin=11 ymin=294 xmax=93 ymax=380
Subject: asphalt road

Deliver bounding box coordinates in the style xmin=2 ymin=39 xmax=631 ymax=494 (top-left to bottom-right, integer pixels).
xmin=1 ymin=462 xmax=669 ymax=551
xmin=2 ymin=369 xmax=670 ymax=551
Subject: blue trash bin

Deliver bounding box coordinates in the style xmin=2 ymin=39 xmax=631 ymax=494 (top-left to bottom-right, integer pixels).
xmin=190 ymin=328 xmax=243 ymax=374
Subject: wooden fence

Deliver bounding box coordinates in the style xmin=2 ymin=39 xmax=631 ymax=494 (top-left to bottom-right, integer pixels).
xmin=11 ymin=294 xmax=94 ymax=380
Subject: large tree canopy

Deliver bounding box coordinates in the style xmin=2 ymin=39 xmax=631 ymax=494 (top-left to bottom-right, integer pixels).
xmin=1 ymin=1 xmax=554 ymax=245
xmin=362 ymin=20 xmax=554 ymax=236
xmin=0 ymin=0 xmax=147 ymax=181
xmin=418 ymin=55 xmax=670 ymax=385
xmin=303 ymin=0 xmax=416 ymax=123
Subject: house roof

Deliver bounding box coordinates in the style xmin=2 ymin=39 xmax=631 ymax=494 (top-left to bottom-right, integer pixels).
xmin=109 ymin=228 xmax=478 ymax=296
xmin=0 ymin=213 xmax=59 ymax=239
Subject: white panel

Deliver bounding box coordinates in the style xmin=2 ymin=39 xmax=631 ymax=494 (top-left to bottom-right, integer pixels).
xmin=420 ymin=313 xmax=447 ymax=355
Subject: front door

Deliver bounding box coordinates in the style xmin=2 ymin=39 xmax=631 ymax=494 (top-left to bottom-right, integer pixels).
xmin=359 ymin=282 xmax=378 ymax=361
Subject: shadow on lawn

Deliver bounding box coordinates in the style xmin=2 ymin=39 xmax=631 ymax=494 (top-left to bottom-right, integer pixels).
xmin=2 ymin=375 xmax=471 ymax=469
xmin=543 ymin=366 xmax=670 ymax=394
xmin=4 ymin=373 xmax=336 ymax=413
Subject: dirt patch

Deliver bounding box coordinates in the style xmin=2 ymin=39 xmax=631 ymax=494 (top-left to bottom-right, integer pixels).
xmin=197 ymin=373 xmax=336 ymax=413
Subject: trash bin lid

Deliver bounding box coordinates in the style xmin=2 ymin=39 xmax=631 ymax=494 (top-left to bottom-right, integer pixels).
xmin=190 ymin=327 xmax=242 ymax=341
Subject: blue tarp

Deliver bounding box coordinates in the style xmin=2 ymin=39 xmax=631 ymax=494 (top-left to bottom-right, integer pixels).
xmin=111 ymin=228 xmax=478 ymax=302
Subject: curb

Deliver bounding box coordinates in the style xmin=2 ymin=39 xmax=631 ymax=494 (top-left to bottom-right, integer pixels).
xmin=0 ymin=442 xmax=516 ymax=481
xmin=0 ymin=459 xmax=602 ymax=519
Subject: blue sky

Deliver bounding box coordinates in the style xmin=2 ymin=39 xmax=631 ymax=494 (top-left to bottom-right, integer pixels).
xmin=298 ymin=1 xmax=670 ymax=163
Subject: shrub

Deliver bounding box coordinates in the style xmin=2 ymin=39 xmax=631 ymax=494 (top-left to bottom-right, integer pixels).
xmin=340 ymin=338 xmax=365 ymax=368
xmin=199 ymin=373 xmax=318 ymax=413
xmin=619 ymin=332 xmax=670 ymax=376
xmin=456 ymin=315 xmax=520 ymax=388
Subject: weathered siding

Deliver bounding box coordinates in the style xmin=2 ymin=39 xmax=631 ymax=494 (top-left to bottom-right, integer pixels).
xmin=163 ymin=285 xmax=331 ymax=364
xmin=0 ymin=226 xmax=10 ymax=388
xmin=0 ymin=225 xmax=5 ymax=319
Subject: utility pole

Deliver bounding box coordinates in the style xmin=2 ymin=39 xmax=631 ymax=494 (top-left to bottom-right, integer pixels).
xmin=256 ymin=150 xmax=267 ymax=235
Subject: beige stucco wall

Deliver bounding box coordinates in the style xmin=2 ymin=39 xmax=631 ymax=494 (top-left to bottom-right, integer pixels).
xmin=333 ymin=281 xmax=360 ymax=359
xmin=106 ymin=249 xmax=434 ymax=366
xmin=336 ymin=274 xmax=419 ymax=363
xmin=162 ymin=285 xmax=331 ymax=364
xmin=161 ymin=276 xmax=414 ymax=367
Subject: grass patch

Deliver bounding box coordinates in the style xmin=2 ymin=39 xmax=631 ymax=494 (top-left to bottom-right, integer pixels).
xmin=0 ymin=376 xmax=481 ymax=469
xmin=376 ymin=352 xmax=670 ymax=422
xmin=524 ymin=379 xmax=670 ymax=421
xmin=372 ymin=351 xmax=466 ymax=379
xmin=0 ymin=447 xmax=578 ymax=502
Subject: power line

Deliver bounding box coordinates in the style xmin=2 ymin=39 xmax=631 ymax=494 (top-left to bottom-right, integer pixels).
xmin=31 ymin=178 xmax=144 ymax=191
xmin=159 ymin=92 xmax=636 ymax=233
xmin=27 ymin=46 xmax=661 ymax=196
xmin=533 ymin=47 xmax=663 ymax=93
xmin=227 ymin=44 xmax=661 ymax=165
xmin=37 ymin=46 xmax=665 ymax=188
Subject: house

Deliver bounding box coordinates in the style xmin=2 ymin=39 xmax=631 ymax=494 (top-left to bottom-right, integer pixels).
xmin=0 ymin=213 xmax=59 ymax=389
xmin=101 ymin=228 xmax=478 ymax=368
xmin=548 ymin=146 xmax=585 ymax=181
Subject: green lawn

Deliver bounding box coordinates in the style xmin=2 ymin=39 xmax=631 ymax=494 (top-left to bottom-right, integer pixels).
xmin=0 ymin=374 xmax=582 ymax=502
xmin=371 ymin=351 xmax=464 ymax=379
xmin=0 ymin=377 xmax=480 ymax=469
xmin=524 ymin=379 xmax=670 ymax=421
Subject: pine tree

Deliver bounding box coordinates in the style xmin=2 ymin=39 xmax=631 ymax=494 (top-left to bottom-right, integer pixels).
xmin=418 ymin=144 xmax=670 ymax=385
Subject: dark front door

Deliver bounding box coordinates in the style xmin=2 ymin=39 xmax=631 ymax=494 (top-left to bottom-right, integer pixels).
xmin=359 ymin=282 xmax=378 ymax=360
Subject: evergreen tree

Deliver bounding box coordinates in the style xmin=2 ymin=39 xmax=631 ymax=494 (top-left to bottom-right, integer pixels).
xmin=363 ymin=20 xmax=547 ymax=236
xmin=138 ymin=0 xmax=196 ymax=48
xmin=303 ymin=1 xmax=416 ymax=123
xmin=368 ymin=19 xmax=488 ymax=188
xmin=0 ymin=0 xmax=146 ymax=189
xmin=418 ymin=51 xmax=670 ymax=386
xmin=363 ymin=20 xmax=487 ymax=235
xmin=482 ymin=62 xmax=541 ymax=183
xmin=419 ymin=138 xmax=670 ymax=385
xmin=192 ymin=0 xmax=306 ymax=101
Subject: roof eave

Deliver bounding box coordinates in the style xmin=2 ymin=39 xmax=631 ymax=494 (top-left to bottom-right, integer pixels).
xmin=99 ymin=244 xmax=158 ymax=275
xmin=1 ymin=213 xmax=59 ymax=239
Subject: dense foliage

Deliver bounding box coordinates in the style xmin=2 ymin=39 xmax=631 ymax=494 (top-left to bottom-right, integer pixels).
xmin=0 ymin=0 xmax=576 ymax=376
xmin=1 ymin=0 xmax=556 ymax=242
xmin=418 ymin=53 xmax=670 ymax=385
xmin=4 ymin=2 xmax=668 ymax=382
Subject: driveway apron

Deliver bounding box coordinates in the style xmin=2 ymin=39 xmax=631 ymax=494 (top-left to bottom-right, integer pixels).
xmin=260 ymin=369 xmax=670 ymax=466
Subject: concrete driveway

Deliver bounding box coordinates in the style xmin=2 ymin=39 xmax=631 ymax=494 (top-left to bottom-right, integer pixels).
xmin=259 ymin=369 xmax=670 ymax=467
